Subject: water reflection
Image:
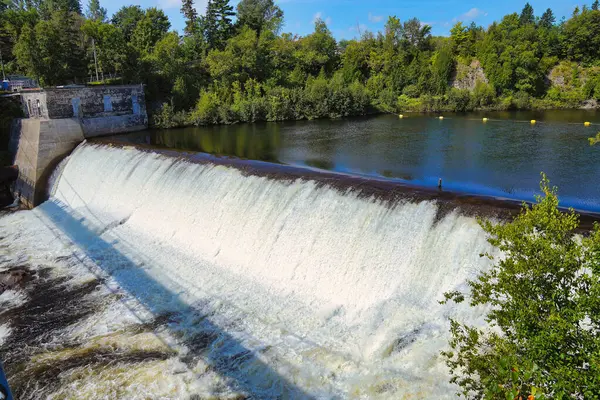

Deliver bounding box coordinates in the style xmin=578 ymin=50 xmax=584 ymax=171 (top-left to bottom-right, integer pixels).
xmin=131 ymin=124 xmax=282 ymax=163
xmin=111 ymin=111 xmax=600 ymax=212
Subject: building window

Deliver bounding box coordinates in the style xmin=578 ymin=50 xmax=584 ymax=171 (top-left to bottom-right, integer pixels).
xmin=36 ymin=99 xmax=41 ymax=117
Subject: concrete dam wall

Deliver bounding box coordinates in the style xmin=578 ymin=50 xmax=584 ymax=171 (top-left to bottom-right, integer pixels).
xmin=9 ymin=85 xmax=148 ymax=207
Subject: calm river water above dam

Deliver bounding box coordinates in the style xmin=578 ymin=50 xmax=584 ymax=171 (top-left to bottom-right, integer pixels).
xmin=115 ymin=110 xmax=600 ymax=212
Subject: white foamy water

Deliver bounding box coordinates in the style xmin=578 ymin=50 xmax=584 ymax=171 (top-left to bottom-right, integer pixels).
xmin=0 ymin=143 xmax=498 ymax=398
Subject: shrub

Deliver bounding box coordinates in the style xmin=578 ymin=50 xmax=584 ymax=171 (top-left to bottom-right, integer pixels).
xmin=442 ymin=175 xmax=600 ymax=399
xmin=190 ymin=91 xmax=222 ymax=125
xmin=151 ymin=102 xmax=188 ymax=128
xmin=402 ymin=84 xmax=421 ymax=98
xmin=472 ymin=81 xmax=496 ymax=108
xmin=511 ymin=91 xmax=531 ymax=110
xmin=447 ymin=88 xmax=472 ymax=112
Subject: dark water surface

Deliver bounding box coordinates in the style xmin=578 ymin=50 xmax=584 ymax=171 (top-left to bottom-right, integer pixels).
xmin=111 ymin=110 xmax=600 ymax=212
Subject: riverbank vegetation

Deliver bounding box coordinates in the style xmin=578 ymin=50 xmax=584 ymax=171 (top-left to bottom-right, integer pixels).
xmin=2 ymin=1 xmax=600 ymax=126
xmin=442 ymin=175 xmax=600 ymax=399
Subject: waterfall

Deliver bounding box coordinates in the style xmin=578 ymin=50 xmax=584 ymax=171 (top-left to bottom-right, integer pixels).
xmin=3 ymin=142 xmax=497 ymax=398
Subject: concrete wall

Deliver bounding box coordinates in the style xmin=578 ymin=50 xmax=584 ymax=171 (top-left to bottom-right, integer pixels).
xmin=12 ymin=85 xmax=147 ymax=207
xmin=20 ymin=85 xmax=147 ymax=120
xmin=10 ymin=118 xmax=84 ymax=208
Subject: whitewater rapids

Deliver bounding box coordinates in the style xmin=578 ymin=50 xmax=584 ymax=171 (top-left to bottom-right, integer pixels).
xmin=0 ymin=142 xmax=496 ymax=399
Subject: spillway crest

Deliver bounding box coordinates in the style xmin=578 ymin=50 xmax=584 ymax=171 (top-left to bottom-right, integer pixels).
xmin=0 ymin=142 xmax=496 ymax=399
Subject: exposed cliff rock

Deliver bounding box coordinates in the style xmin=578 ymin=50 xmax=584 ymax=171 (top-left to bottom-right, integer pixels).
xmin=451 ymin=59 xmax=488 ymax=91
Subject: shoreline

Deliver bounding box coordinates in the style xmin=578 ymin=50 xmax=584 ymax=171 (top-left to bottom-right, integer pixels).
xmin=149 ymin=104 xmax=600 ymax=129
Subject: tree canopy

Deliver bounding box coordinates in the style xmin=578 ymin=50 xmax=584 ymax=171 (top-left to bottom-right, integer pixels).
xmin=2 ymin=0 xmax=600 ymax=125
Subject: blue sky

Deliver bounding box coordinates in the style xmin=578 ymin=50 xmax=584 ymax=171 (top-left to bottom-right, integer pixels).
xmin=98 ymin=0 xmax=583 ymax=38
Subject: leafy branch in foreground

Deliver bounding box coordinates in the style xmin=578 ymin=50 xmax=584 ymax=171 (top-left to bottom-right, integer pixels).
xmin=441 ymin=173 xmax=600 ymax=399
xmin=590 ymin=132 xmax=600 ymax=145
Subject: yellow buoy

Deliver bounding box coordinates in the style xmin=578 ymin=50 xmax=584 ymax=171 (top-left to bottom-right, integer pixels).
xmin=584 ymin=121 xmax=591 ymax=127
xmin=530 ymin=120 xmax=536 ymax=124
xmin=439 ymin=116 xmax=444 ymax=120
xmin=482 ymin=118 xmax=488 ymax=122
xmin=399 ymin=114 xmax=404 ymax=119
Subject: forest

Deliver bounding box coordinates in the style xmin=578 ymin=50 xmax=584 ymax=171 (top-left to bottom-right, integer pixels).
xmin=1 ymin=0 xmax=600 ymax=127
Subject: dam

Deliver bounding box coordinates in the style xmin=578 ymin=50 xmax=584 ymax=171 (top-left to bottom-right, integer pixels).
xmin=0 ymin=112 xmax=598 ymax=398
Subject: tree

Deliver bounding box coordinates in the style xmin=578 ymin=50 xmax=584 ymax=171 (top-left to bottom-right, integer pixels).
xmin=519 ymin=2 xmax=535 ymax=25
xmin=82 ymin=19 xmax=127 ymax=77
xmin=86 ymin=0 xmax=106 ymax=21
xmin=111 ymin=5 xmax=144 ymax=41
xmin=236 ymin=0 xmax=283 ymax=35
xmin=562 ymin=7 xmax=600 ymax=63
xmin=442 ymin=175 xmax=600 ymax=399
xmin=450 ymin=22 xmax=469 ymax=55
xmin=15 ymin=9 xmax=86 ymax=85
xmin=539 ymin=8 xmax=555 ymax=29
xmin=180 ymin=0 xmax=197 ymax=36
xmin=593 ymin=0 xmax=599 ymax=11
xmin=204 ymin=0 xmax=234 ymax=50
xmin=131 ymin=7 xmax=170 ymax=56
xmin=297 ymin=18 xmax=338 ymax=76
xmin=403 ymin=17 xmax=431 ymax=50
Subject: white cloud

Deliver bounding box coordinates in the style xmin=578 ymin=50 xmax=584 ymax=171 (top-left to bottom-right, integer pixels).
xmin=368 ymin=12 xmax=383 ymax=23
xmin=453 ymin=7 xmax=488 ymax=22
xmin=313 ymin=11 xmax=331 ymax=25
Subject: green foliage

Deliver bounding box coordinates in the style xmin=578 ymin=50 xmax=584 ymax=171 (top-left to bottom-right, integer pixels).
xmin=236 ymin=0 xmax=283 ymax=35
xmin=14 ymin=8 xmax=86 ymax=85
xmin=442 ymin=175 xmax=600 ymax=399
xmin=151 ymin=102 xmax=188 ymax=128
xmin=111 ymin=5 xmax=144 ymax=40
xmin=3 ymin=0 xmax=600 ymax=124
xmin=562 ymin=8 xmax=600 ymax=64
xmin=131 ymin=7 xmax=170 ymax=56
xmin=180 ymin=0 xmax=197 ymax=36
xmin=204 ymin=0 xmax=235 ymax=50
xmin=447 ymin=88 xmax=471 ymax=111
xmin=519 ymin=2 xmax=535 ymax=25
xmin=86 ymin=0 xmax=106 ymax=22
xmin=430 ymin=43 xmax=455 ymax=95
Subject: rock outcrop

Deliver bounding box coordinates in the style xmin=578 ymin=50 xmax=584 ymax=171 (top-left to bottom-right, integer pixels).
xmin=451 ymin=59 xmax=488 ymax=91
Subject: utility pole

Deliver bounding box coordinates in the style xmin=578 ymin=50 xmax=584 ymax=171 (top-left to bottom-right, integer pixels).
xmin=92 ymin=38 xmax=99 ymax=82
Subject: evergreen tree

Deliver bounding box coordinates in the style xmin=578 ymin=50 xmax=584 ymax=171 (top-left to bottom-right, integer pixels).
xmin=204 ymin=0 xmax=234 ymax=50
xmin=539 ymin=8 xmax=555 ymax=28
xmin=593 ymin=0 xmax=599 ymax=11
xmin=519 ymin=2 xmax=535 ymax=25
xmin=86 ymin=0 xmax=106 ymax=21
xmin=180 ymin=0 xmax=197 ymax=36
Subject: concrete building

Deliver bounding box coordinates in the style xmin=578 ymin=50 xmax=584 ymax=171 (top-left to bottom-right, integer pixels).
xmin=10 ymin=85 xmax=148 ymax=207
